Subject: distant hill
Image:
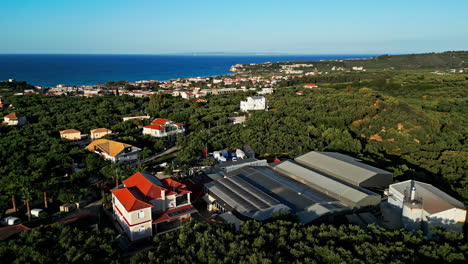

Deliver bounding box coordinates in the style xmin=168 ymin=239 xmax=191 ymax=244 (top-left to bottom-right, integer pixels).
xmin=234 ymin=51 xmax=468 ymax=74
xmin=346 ymin=51 xmax=468 ymax=70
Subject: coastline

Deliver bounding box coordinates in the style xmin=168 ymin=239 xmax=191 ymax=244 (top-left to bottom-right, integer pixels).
xmin=0 ymin=54 xmax=376 ymax=87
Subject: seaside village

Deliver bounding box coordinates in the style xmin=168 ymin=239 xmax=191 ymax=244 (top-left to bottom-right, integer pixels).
xmin=0 ymin=67 xmax=466 ymax=249
xmin=6 ymin=61 xmax=360 ymax=98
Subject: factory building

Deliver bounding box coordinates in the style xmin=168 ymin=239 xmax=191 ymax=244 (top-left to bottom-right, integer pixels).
xmin=204 ymin=151 xmax=390 ymax=224
xmin=387 ymin=180 xmax=466 ymax=233
xmin=295 ymin=152 xmax=393 ymax=190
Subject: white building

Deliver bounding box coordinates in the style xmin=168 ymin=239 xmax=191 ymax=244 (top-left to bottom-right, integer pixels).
xmin=257 ymin=88 xmax=274 ymax=95
xmin=387 ymin=180 xmax=466 ymax=233
xmin=122 ymin=116 xmax=151 ymax=122
xmin=240 ymin=96 xmax=267 ymax=111
xmin=2 ymin=113 xmax=27 ymax=126
xmin=143 ymin=118 xmax=185 ymax=138
xmin=111 ymin=172 xmax=196 ymax=241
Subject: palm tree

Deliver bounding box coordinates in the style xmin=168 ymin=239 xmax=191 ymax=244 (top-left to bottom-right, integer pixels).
xmin=21 ymin=187 xmax=33 ymax=222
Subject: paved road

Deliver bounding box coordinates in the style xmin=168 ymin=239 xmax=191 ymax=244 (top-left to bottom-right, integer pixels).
xmin=141 ymin=146 xmax=180 ymax=163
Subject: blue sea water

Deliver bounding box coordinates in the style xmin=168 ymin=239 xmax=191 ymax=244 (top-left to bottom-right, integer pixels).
xmin=0 ymin=54 xmax=376 ymax=87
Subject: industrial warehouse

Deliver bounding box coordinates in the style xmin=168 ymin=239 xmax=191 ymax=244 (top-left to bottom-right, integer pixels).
xmin=204 ymin=151 xmax=392 ymax=224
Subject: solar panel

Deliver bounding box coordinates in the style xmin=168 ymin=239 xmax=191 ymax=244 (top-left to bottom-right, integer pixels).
xmin=219 ymin=179 xmax=270 ymax=210
xmin=229 ymin=176 xmax=280 ymax=206
xmin=214 ymin=183 xmax=257 ymax=211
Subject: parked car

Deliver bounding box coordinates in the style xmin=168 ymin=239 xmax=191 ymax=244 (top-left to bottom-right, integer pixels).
xmin=1 ymin=216 xmax=22 ymax=226
xmin=25 ymin=208 xmax=47 ymax=218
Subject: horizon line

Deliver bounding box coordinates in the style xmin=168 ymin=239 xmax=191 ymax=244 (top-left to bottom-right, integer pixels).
xmin=0 ymin=52 xmax=384 ymax=56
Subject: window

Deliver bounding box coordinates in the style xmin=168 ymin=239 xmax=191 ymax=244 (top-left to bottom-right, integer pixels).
xmin=139 ymin=226 xmax=145 ymax=233
xmin=137 ymin=211 xmax=145 ymax=219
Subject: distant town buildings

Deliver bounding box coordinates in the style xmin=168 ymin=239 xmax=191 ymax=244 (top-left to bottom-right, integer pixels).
xmin=257 ymin=87 xmax=274 ymax=95
xmin=86 ymin=139 xmax=140 ymax=163
xmin=240 ymin=96 xmax=267 ymax=111
xmin=90 ymin=128 xmax=112 ymax=140
xmin=122 ymin=116 xmax=151 ymax=122
xmin=2 ymin=113 xmax=27 ymax=126
xmin=387 ymin=180 xmax=466 ymax=233
xmin=111 ymin=172 xmax=196 ymax=241
xmin=59 ymin=129 xmax=82 ymax=141
xmin=143 ymin=118 xmax=185 ymax=138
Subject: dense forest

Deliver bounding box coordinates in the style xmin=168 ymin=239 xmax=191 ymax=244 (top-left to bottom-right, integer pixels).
xmin=130 ymin=219 xmax=467 ymax=264
xmin=0 ymin=224 xmax=117 ymax=263
xmin=0 ymin=218 xmax=465 ymax=263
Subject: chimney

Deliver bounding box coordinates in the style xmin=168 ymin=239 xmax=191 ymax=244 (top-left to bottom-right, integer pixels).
xmin=410 ymin=184 xmax=416 ymax=201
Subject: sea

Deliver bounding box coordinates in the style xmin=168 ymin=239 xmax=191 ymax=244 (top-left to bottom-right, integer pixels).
xmin=0 ymin=54 xmax=376 ymax=87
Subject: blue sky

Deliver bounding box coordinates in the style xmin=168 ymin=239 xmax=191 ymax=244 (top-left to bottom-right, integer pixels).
xmin=1 ymin=0 xmax=467 ymax=54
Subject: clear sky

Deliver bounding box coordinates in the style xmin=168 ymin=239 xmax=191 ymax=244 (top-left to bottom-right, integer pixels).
xmin=1 ymin=0 xmax=467 ymax=54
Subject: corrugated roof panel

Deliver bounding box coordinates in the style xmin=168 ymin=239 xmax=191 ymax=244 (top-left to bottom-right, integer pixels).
xmin=295 ymin=151 xmax=392 ymax=187
xmin=274 ymin=161 xmax=380 ymax=207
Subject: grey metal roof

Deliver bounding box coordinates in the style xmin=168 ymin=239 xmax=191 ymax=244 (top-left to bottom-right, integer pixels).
xmin=249 ymin=96 xmax=265 ymax=100
xmin=295 ymin=151 xmax=393 ymax=188
xmin=205 ymin=174 xmax=291 ymax=221
xmin=298 ymin=203 xmax=349 ymax=223
xmin=273 ymin=161 xmax=381 ymax=208
xmin=226 ymin=166 xmax=350 ymax=223
xmin=215 ymin=158 xmax=267 ymax=170
xmin=229 ymin=166 xmax=336 ymax=210
xmin=390 ymin=180 xmax=466 ymax=214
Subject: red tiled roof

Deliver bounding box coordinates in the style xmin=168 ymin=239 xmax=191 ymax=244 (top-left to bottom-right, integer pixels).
xmin=152 ymin=204 xmax=197 ymax=224
xmin=161 ymin=178 xmax=191 ymax=195
xmin=304 ymin=84 xmax=318 ymax=87
xmin=161 ymin=178 xmax=191 ymax=196
xmin=3 ymin=112 xmax=20 ymax=120
xmin=175 ymin=122 xmax=184 ymax=126
xmin=144 ymin=124 xmax=165 ymax=130
xmin=123 ymin=172 xmax=164 ymax=200
xmin=151 ymin=118 xmax=170 ymax=125
xmin=111 ymin=188 xmax=152 ymax=212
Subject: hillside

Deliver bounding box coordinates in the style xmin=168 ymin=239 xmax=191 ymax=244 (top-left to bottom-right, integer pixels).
xmin=233 ymin=51 xmax=468 ymax=74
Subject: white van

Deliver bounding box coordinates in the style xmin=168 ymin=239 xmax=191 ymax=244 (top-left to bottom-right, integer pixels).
xmin=1 ymin=216 xmax=22 ymax=226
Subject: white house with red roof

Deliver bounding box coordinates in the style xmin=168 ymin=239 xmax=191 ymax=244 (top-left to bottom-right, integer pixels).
xmin=303 ymin=83 xmax=319 ymax=88
xmin=111 ymin=172 xmax=197 ymax=241
xmin=2 ymin=112 xmax=27 ymax=126
xmin=142 ymin=118 xmax=185 ymax=138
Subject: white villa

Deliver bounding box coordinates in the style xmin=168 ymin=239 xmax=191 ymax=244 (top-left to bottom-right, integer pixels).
xmin=143 ymin=118 xmax=185 ymax=138
xmin=111 ymin=172 xmax=197 ymax=241
xmin=240 ymin=96 xmax=267 ymax=111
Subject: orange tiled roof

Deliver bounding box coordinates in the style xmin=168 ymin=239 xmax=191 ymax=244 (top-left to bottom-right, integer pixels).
xmin=86 ymin=139 xmax=134 ymax=157
xmin=123 ymin=172 xmax=164 ymax=200
xmin=90 ymin=128 xmax=111 ymax=133
xmin=111 ymin=188 xmax=152 ymax=211
xmin=60 ymin=129 xmax=81 ymax=134
xmin=3 ymin=112 xmax=20 ymax=120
